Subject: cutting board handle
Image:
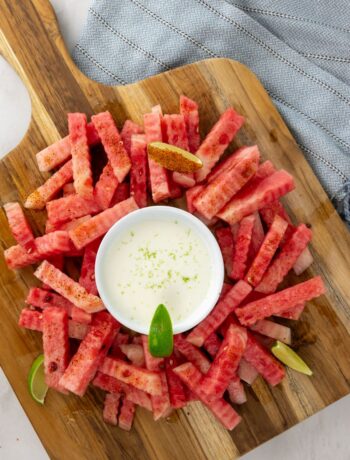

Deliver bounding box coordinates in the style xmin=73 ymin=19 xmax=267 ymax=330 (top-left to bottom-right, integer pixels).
xmin=0 ymin=0 xmax=94 ymax=135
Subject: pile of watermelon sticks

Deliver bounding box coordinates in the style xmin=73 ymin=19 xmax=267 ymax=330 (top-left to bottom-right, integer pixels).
xmin=3 ymin=95 xmax=326 ymax=431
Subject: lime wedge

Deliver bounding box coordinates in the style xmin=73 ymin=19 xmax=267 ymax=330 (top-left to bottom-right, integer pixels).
xmin=271 ymin=341 xmax=313 ymax=376
xmin=28 ymin=354 xmax=48 ymax=404
xmin=147 ymin=142 xmax=203 ymax=173
xmin=149 ymin=304 xmax=173 ymax=357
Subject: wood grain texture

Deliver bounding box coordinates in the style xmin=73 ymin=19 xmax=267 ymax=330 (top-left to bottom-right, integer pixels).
xmin=0 ymin=1 xmax=349 ymax=459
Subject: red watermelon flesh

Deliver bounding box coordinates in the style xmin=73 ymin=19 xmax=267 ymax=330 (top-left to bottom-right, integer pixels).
xmin=236 ymin=276 xmax=326 ymax=326
xmin=68 ymin=113 xmax=94 ymax=199
xmin=195 ymin=108 xmax=244 ymax=183
xmin=3 ymin=202 xmax=35 ymax=251
xmin=217 ymin=170 xmax=295 ymax=225
xmin=194 ymin=146 xmax=260 ymax=220
xmin=91 ymin=111 xmax=131 ymax=183
xmin=245 ymin=215 xmax=288 ymax=287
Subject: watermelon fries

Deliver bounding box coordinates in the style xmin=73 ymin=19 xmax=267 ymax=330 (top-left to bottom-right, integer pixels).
xmin=3 ymin=95 xmax=326 ymax=432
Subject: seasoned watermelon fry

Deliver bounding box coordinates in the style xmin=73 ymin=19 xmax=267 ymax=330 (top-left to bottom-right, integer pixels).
xmin=18 ymin=308 xmax=43 ymax=332
xmin=236 ymin=276 xmax=326 ymax=326
xmin=204 ymin=337 xmax=247 ymax=403
xmin=163 ymin=114 xmax=189 ymax=151
xmin=59 ymin=311 xmax=119 ymax=396
xmin=163 ymin=113 xmax=195 ymax=189
xmin=110 ymin=182 xmax=130 ymax=207
xmin=245 ymin=215 xmax=288 ymax=286
xmin=141 ymin=335 xmax=164 ymax=371
xmin=69 ymin=197 xmax=138 ymax=250
xmin=47 ymin=215 xmax=91 ymax=234
xmin=69 ymin=320 xmax=89 ymax=340
xmin=70 ymin=306 xmax=92 ymax=325
xmin=203 ymin=332 xmax=222 ymax=358
xmin=103 ymin=393 xmax=121 ymax=426
xmin=18 ymin=309 xmax=88 ymax=340
xmin=236 ymin=160 xmax=276 ymax=195
xmin=174 ymin=334 xmax=210 ymax=373
xmin=259 ymin=199 xmax=313 ymax=275
xmin=186 ymin=185 xmax=204 ymax=214
xmin=93 ymin=372 xmax=152 ymax=411
xmin=217 ymin=170 xmax=295 ymax=225
xmin=231 ymin=214 xmax=256 ymax=280
xmin=79 ymin=239 xmax=101 ymax=295
xmin=260 ymin=199 xmax=292 ymax=230
xmin=118 ymin=398 xmax=136 ymax=431
xmin=152 ymin=372 xmax=172 ymax=420
xmin=248 ymin=212 xmax=265 ymax=263
xmin=110 ymin=332 xmax=130 ymax=359
xmin=144 ymin=112 xmax=171 ymax=203
xmin=130 ymin=134 xmax=148 ymax=208
xmin=173 ymin=172 xmax=195 ymax=189
xmin=195 ymin=107 xmax=244 ymax=183
xmin=26 ymin=160 xmax=74 ymax=210
xmin=293 ymin=246 xmax=314 ymax=276
xmin=120 ymin=120 xmax=143 ymax=155
xmin=42 ymin=307 xmax=69 ymax=393
xmin=173 ymin=363 xmax=241 ymax=430
xmin=35 ymin=231 xmax=72 ymax=256
xmin=215 ymin=227 xmax=234 ymax=277
xmin=41 ymin=254 xmax=65 ymax=290
xmin=250 ymin=320 xmax=292 ymax=345
xmin=36 ymin=122 xmax=100 ymax=172
xmin=34 ymin=260 xmax=104 ymax=313
xmin=243 ymin=333 xmax=285 ymax=386
xmin=3 ymin=202 xmax=35 ymax=251
xmin=195 ymin=146 xmax=259 ymax=220
xmin=165 ymin=356 xmax=187 ymax=409
xmin=46 ymin=194 xmax=100 ymax=225
xmin=238 ymin=359 xmax=259 ymax=385
xmin=227 ymin=375 xmax=247 ymax=405
xmin=206 ymin=146 xmax=245 ymax=184
xmin=120 ymin=344 xmax=145 ymax=367
xmin=91 ymin=111 xmax=131 ymax=183
xmin=175 ymin=333 xmax=243 ymax=403
xmin=276 ymin=303 xmax=305 ymax=320
xmin=26 ymin=287 xmax=91 ymax=324
xmin=68 ymin=113 xmax=94 ymax=199
xmin=99 ymin=357 xmax=162 ymax=396
xmin=186 ymin=281 xmax=252 ymax=347
xmin=4 ymin=231 xmax=72 ymax=269
xmin=198 ymin=324 xmax=247 ymax=398
xmin=141 ymin=336 xmax=171 ymax=420
xmin=94 ymin=163 xmax=119 ymax=210
xmin=256 ymin=224 xmax=313 ymax=294
xmin=179 ymin=95 xmax=200 ymax=154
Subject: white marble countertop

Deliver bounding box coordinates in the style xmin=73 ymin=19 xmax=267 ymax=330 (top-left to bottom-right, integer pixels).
xmin=0 ymin=1 xmax=348 ymax=458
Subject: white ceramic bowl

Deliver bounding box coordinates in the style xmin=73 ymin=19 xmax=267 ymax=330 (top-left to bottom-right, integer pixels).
xmin=95 ymin=206 xmax=224 ymax=334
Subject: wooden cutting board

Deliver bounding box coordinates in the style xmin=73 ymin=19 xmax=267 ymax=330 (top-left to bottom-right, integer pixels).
xmin=0 ymin=1 xmax=349 ymax=459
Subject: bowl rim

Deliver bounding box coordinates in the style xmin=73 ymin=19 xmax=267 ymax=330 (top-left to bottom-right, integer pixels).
xmin=95 ymin=205 xmax=224 ymax=334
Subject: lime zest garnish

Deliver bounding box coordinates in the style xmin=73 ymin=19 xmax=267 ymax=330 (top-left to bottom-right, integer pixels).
xmin=149 ymin=304 xmax=173 ymax=357
xmin=28 ymin=354 xmax=48 ymax=404
xmin=271 ymin=341 xmax=313 ymax=376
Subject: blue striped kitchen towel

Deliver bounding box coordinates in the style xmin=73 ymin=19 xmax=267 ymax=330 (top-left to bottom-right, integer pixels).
xmin=73 ymin=0 xmax=350 ymax=224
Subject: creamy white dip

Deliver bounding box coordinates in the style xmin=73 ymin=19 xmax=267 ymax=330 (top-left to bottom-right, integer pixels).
xmin=101 ymin=218 xmax=212 ymax=331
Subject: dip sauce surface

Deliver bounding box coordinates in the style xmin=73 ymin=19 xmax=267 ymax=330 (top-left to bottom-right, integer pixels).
xmin=102 ymin=218 xmax=212 ymax=330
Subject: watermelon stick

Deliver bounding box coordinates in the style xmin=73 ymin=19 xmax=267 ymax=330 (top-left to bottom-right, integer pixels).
xmin=236 ymin=276 xmax=326 ymax=326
